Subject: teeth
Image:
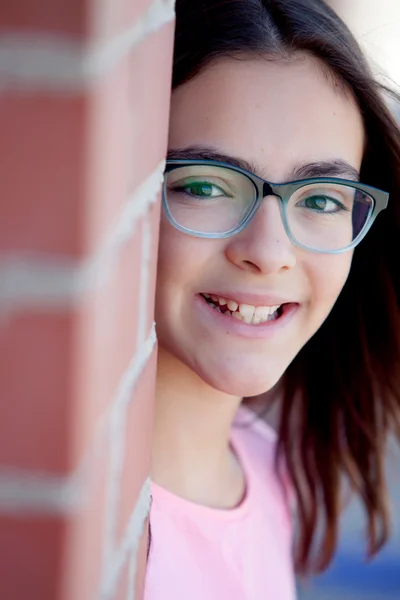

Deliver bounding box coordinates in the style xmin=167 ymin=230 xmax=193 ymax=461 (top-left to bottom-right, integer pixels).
xmin=238 ymin=303 xmax=255 ymax=324
xmin=238 ymin=304 xmax=254 ymax=317
xmin=251 ymin=305 xmax=281 ymax=323
xmin=252 ymin=312 xmax=262 ymax=325
xmin=203 ymin=294 xmax=283 ymax=324
xmin=227 ymin=299 xmax=238 ymax=311
xmin=254 ymin=306 xmax=270 ymax=322
xmin=231 ymin=311 xmax=243 ymax=320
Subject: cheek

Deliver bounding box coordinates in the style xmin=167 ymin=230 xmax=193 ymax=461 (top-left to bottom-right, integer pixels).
xmin=155 ymin=224 xmax=185 ymax=319
xmin=307 ymin=253 xmax=353 ymax=319
xmin=156 ymin=221 xmax=197 ymax=292
xmin=155 ymin=222 xmax=211 ymax=324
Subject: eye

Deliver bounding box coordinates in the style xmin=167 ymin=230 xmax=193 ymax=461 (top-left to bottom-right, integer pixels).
xmin=172 ymin=180 xmax=228 ymax=199
xmin=298 ymin=195 xmax=346 ymax=213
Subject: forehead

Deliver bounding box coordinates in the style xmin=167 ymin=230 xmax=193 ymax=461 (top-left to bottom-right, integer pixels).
xmin=168 ymin=56 xmax=365 ymax=181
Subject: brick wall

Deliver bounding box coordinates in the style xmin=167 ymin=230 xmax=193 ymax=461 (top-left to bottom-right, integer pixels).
xmin=0 ymin=1 xmax=175 ymax=599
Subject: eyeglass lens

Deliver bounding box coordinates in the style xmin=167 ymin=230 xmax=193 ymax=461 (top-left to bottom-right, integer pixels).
xmin=164 ymin=165 xmax=374 ymax=251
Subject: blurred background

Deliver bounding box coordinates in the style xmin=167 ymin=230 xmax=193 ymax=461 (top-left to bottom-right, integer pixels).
xmin=299 ymin=4 xmax=400 ymax=599
xmin=298 ymin=445 xmax=400 ymax=599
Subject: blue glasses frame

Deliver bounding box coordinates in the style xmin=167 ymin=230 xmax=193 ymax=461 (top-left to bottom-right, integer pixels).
xmin=163 ymin=159 xmax=389 ymax=254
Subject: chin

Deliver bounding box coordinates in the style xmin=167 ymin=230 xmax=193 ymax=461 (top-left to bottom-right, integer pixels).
xmin=193 ymin=359 xmax=285 ymax=398
xmin=209 ymin=376 xmax=281 ymax=398
xmin=158 ymin=329 xmax=293 ymax=398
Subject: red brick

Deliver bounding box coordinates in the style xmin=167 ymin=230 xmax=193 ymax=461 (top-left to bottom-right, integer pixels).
xmin=61 ymin=440 xmax=109 ymax=600
xmin=0 ymin=94 xmax=86 ymax=257
xmin=0 ymin=0 xmax=168 ymax=40
xmin=0 ymin=0 xmax=85 ymax=36
xmin=84 ymin=23 xmax=174 ymax=256
xmin=0 ymin=312 xmax=72 ymax=472
xmin=71 ymin=227 xmax=145 ymax=467
xmin=127 ymin=23 xmax=174 ymax=194
xmin=0 ymin=516 xmax=64 ymax=600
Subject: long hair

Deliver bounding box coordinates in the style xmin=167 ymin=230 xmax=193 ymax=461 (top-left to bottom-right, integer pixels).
xmin=172 ymin=0 xmax=400 ymax=574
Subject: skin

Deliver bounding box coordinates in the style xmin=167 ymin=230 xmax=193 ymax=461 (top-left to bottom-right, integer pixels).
xmin=152 ymin=56 xmax=365 ymax=508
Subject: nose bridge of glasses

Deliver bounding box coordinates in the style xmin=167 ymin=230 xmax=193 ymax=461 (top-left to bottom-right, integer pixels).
xmin=262 ymin=181 xmax=274 ymax=198
xmin=261 ymin=181 xmax=285 ymax=204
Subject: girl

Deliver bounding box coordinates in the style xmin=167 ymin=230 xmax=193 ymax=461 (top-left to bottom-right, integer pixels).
xmin=145 ymin=1 xmax=400 ymax=598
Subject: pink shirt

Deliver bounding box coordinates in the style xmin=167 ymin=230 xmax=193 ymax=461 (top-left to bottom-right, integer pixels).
xmin=144 ymin=404 xmax=296 ymax=600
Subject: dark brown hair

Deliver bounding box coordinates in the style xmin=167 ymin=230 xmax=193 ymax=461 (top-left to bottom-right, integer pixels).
xmin=172 ymin=0 xmax=400 ymax=574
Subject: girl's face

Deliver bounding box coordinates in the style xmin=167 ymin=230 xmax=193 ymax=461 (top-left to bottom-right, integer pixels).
xmin=156 ymin=57 xmax=365 ymax=397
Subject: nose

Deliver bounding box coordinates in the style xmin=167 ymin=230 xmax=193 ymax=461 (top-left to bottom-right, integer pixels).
xmin=224 ymin=195 xmax=297 ymax=275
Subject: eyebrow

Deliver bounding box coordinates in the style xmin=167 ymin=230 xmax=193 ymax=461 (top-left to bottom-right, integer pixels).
xmin=167 ymin=145 xmax=360 ymax=182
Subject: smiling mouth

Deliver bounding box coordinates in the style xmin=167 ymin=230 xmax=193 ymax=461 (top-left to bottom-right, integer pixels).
xmin=200 ymin=293 xmax=290 ymax=325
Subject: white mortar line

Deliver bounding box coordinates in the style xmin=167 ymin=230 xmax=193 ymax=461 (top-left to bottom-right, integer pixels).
xmin=0 ymin=0 xmax=175 ymax=91
xmin=0 ymin=161 xmax=164 ymax=316
xmin=110 ymin=323 xmax=157 ymax=416
xmin=0 ymin=468 xmax=83 ymax=515
xmin=100 ymin=478 xmax=152 ymax=600
xmin=126 ymin=546 xmax=137 ymax=600
xmin=101 ymin=324 xmax=156 ymax=581
xmin=99 ymin=218 xmax=154 ymax=565
xmin=101 ymin=406 xmax=127 ymax=574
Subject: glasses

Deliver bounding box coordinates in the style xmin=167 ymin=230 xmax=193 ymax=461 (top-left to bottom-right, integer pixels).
xmin=163 ymin=159 xmax=389 ymax=254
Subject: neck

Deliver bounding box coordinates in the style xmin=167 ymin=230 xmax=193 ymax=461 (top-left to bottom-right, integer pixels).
xmin=151 ymin=347 xmax=245 ymax=508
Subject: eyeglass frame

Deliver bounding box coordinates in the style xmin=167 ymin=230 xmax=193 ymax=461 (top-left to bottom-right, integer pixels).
xmin=162 ymin=159 xmax=389 ymax=254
